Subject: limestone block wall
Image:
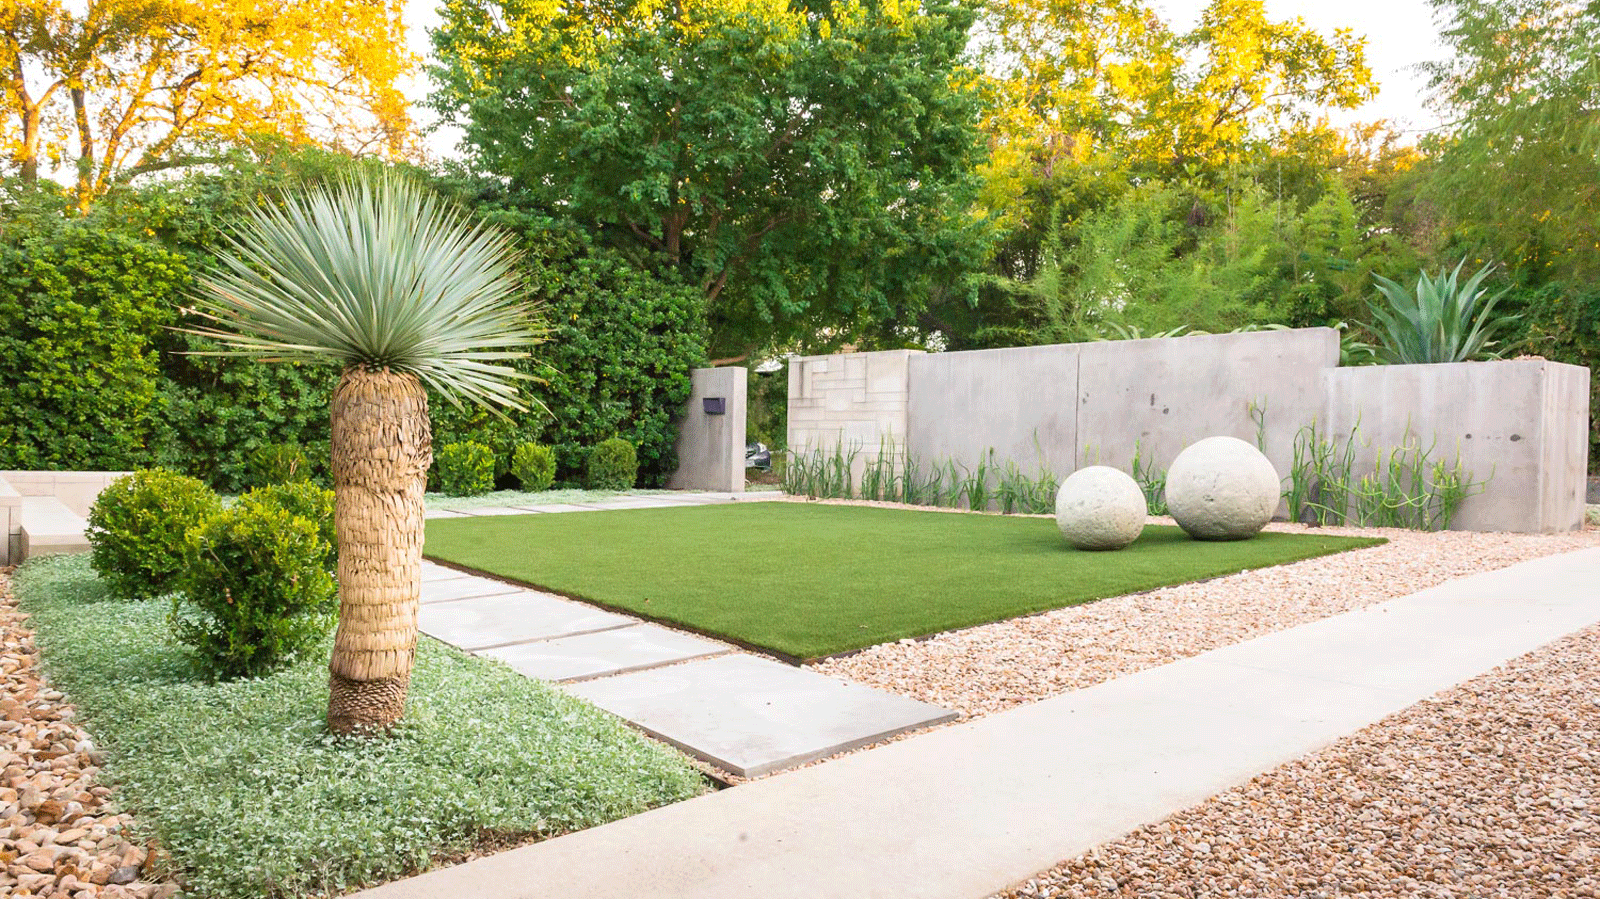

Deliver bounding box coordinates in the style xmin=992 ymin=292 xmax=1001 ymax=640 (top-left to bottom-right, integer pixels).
xmin=1322 ymin=361 xmax=1590 ymax=533
xmin=668 ymin=367 xmax=747 ymax=493
xmin=787 ymin=350 xmax=922 ymax=475
xmin=0 ymin=471 xmax=128 ymax=564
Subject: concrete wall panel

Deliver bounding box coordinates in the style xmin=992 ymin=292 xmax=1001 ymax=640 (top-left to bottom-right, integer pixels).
xmin=667 ymin=368 xmax=747 ymax=493
xmin=1321 ymin=360 xmax=1589 ymax=532
xmin=906 ymin=344 xmax=1079 ymax=477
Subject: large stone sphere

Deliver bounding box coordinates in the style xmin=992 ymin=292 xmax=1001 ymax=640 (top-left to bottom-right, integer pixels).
xmin=1055 ymin=465 xmax=1147 ymax=551
xmin=1165 ymin=436 xmax=1280 ymax=540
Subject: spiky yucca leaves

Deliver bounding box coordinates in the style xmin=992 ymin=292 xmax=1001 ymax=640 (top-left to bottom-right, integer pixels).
xmin=189 ymin=175 xmax=541 ymax=407
xmin=191 ymin=174 xmax=540 ymax=734
xmin=1368 ymin=260 xmax=1518 ymax=364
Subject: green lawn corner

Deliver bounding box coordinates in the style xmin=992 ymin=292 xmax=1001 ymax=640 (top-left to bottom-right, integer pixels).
xmin=425 ymin=502 xmax=1385 ymax=661
xmin=13 ymin=555 xmax=707 ymax=899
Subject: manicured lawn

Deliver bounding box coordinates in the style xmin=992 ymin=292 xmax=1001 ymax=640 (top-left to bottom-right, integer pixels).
xmin=14 ymin=555 xmax=707 ymax=899
xmin=425 ymin=503 xmax=1384 ymax=660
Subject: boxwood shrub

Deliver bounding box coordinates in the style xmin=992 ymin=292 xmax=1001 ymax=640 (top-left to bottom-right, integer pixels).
xmin=586 ymin=438 xmax=639 ymax=490
xmin=175 ymin=501 xmax=337 ymax=679
xmin=511 ymin=442 xmax=557 ymax=492
xmin=86 ymin=470 xmax=222 ymax=599
xmin=436 ymin=442 xmax=496 ymax=496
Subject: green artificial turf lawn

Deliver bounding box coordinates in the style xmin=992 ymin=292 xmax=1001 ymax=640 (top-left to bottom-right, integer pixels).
xmin=426 ymin=503 xmax=1384 ymax=661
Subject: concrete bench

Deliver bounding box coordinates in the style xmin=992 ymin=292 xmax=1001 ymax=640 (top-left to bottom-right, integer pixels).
xmin=19 ymin=496 xmax=91 ymax=560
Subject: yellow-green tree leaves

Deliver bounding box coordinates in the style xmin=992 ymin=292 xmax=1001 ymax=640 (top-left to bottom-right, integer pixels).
xmin=0 ymin=0 xmax=414 ymax=206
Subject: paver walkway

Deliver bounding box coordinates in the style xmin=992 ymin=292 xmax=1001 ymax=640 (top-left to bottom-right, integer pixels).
xmin=364 ymin=546 xmax=1600 ymax=899
xmin=420 ymin=491 xmax=956 ymax=777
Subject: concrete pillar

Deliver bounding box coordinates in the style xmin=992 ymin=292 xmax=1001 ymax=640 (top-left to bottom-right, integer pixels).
xmin=668 ymin=367 xmax=747 ymax=493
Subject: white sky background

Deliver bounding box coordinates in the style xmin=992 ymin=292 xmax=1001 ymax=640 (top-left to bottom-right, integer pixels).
xmin=399 ymin=0 xmax=1452 ymax=163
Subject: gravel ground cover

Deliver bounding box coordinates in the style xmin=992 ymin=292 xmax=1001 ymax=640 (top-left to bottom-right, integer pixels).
xmin=996 ymin=620 xmax=1600 ymax=898
xmin=0 ymin=568 xmax=171 ymax=899
xmin=12 ymin=555 xmax=706 ymax=899
xmin=812 ymin=513 xmax=1600 ymax=718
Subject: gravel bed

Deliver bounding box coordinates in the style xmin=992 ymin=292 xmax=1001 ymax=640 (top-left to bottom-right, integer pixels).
xmin=996 ymin=620 xmax=1600 ymax=898
xmin=810 ymin=512 xmax=1600 ymax=719
xmin=0 ymin=571 xmax=172 ymax=898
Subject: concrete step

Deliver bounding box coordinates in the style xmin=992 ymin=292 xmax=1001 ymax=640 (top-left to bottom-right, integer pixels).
xmin=19 ymin=496 xmax=90 ymax=560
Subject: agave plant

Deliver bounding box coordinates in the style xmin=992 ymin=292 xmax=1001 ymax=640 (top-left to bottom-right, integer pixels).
xmin=188 ymin=173 xmax=541 ymax=734
xmin=1367 ymin=260 xmax=1518 ymax=364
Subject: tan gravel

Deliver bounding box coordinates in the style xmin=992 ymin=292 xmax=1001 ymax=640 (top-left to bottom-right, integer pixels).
xmin=0 ymin=570 xmax=172 ymax=899
xmin=996 ymin=620 xmax=1600 ymax=899
xmin=811 ymin=513 xmax=1600 ymax=720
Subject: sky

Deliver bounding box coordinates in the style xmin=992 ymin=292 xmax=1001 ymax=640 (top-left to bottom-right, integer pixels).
xmin=401 ymin=0 xmax=1453 ymax=161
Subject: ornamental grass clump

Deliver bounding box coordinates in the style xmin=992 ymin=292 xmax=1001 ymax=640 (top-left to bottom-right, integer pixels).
xmin=188 ymin=172 xmax=542 ymax=734
xmin=87 ymin=469 xmax=222 ymax=599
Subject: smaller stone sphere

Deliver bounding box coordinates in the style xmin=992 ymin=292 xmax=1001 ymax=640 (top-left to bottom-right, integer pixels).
xmin=1055 ymin=466 xmax=1147 ymax=551
xmin=1165 ymin=436 xmax=1280 ymax=541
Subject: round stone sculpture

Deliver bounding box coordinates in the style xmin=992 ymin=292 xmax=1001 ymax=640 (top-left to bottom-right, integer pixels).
xmin=1054 ymin=465 xmax=1147 ymax=551
xmin=1165 ymin=436 xmax=1280 ymax=541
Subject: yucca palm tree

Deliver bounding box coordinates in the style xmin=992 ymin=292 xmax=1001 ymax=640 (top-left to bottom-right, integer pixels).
xmin=189 ymin=173 xmax=540 ymax=734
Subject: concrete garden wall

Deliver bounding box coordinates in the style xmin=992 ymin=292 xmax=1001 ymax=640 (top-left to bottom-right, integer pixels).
xmin=787 ymin=329 xmax=1592 ymax=533
xmin=668 ymin=367 xmax=747 ymax=493
xmin=1322 ymin=361 xmax=1590 ymax=533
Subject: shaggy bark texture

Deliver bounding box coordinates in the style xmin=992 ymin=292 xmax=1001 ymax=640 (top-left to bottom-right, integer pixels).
xmin=326 ymin=366 xmax=432 ymax=734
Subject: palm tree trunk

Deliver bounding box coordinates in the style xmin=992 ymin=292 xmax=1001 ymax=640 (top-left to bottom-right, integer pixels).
xmin=326 ymin=365 xmax=432 ymax=734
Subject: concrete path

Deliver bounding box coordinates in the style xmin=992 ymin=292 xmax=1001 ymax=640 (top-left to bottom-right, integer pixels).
xmin=419 ymin=495 xmax=955 ymax=777
xmin=362 ymin=547 xmax=1600 ymax=899
xmin=423 ymin=490 xmax=786 ymax=519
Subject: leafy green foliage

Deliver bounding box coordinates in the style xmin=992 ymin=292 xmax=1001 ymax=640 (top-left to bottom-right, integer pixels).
xmin=436 ymin=442 xmax=497 ymax=497
xmin=511 ymin=443 xmax=556 ymax=492
xmin=246 ymin=442 xmax=314 ymax=487
xmin=0 ymin=218 xmax=186 ymax=470
xmin=431 ymin=0 xmax=990 ymax=357
xmin=175 ymin=501 xmax=338 ymax=679
xmin=87 ymin=470 xmax=222 ymax=599
xmin=239 ymin=481 xmax=338 ymax=571
xmin=1519 ymin=281 xmax=1600 ymax=466
xmin=190 ymin=173 xmax=543 ymax=411
xmin=586 ymin=439 xmax=639 ymax=491
xmin=1368 ymin=260 xmax=1517 ymax=364
xmin=13 ymin=554 xmax=706 ymax=899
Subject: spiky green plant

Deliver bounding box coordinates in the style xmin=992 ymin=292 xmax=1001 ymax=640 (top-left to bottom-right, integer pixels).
xmin=187 ymin=173 xmax=541 ymax=734
xmin=1368 ymin=260 xmax=1518 ymax=364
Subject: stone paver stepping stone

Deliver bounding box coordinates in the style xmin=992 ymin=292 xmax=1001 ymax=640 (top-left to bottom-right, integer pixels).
xmin=511 ymin=503 xmax=604 ymax=513
xmin=423 ymin=509 xmax=467 ymax=519
xmin=420 ymin=591 xmax=632 ymax=651
xmin=480 ymin=624 xmax=731 ymax=683
xmin=566 ymin=654 xmax=958 ymax=777
xmin=456 ymin=506 xmax=538 ymax=517
xmin=420 ymin=576 xmax=526 ymax=604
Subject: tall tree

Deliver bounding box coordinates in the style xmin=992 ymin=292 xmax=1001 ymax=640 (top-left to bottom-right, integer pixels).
xmin=189 ymin=174 xmax=540 ymax=734
xmin=430 ymin=0 xmax=990 ymax=360
xmin=1 ymin=0 xmax=413 ymax=207
xmin=1422 ymin=0 xmax=1600 ymax=282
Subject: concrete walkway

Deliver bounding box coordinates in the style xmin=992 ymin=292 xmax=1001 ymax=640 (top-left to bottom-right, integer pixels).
xmin=360 ymin=547 xmax=1600 ymax=899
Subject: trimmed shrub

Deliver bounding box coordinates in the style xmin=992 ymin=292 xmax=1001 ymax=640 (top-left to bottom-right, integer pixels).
xmin=245 ymin=442 xmax=312 ymax=487
xmin=238 ymin=482 xmax=337 ymax=573
xmin=87 ymin=470 xmax=222 ymax=599
xmin=174 ymin=502 xmax=337 ymax=679
xmin=586 ymin=438 xmax=639 ymax=490
xmin=437 ymin=442 xmax=496 ymax=496
xmin=511 ymin=442 xmax=557 ymax=492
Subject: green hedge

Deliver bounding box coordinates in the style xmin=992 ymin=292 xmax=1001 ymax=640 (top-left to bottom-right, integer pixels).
xmin=0 ymin=162 xmax=707 ymax=488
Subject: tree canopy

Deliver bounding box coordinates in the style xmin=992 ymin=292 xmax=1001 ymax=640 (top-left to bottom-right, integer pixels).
xmin=1 ymin=0 xmax=414 ymax=206
xmin=430 ymin=0 xmax=990 ymax=359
